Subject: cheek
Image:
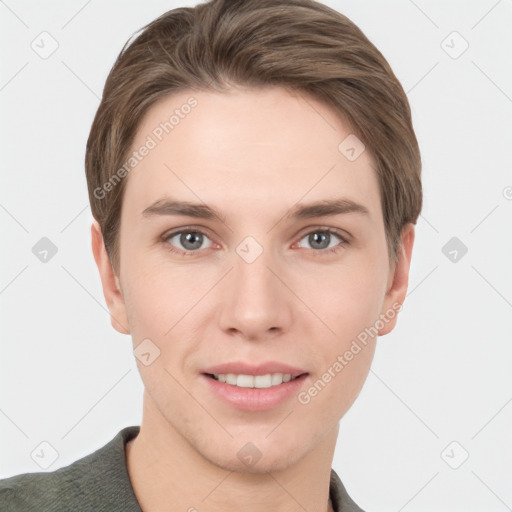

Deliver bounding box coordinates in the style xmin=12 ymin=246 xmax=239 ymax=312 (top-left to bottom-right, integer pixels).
xmin=121 ymin=263 xmax=177 ymax=347
xmin=295 ymin=292 xmax=378 ymax=428
xmin=303 ymin=258 xmax=388 ymax=343
xmin=298 ymin=257 xmax=386 ymax=407
xmin=312 ymin=341 xmax=376 ymax=425
xmin=122 ymin=263 xmax=219 ymax=357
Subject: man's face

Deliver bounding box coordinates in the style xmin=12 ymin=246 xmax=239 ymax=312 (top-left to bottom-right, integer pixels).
xmin=107 ymin=87 xmax=408 ymax=472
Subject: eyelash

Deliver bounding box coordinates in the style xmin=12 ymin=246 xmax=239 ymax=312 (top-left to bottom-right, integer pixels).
xmin=161 ymin=226 xmax=350 ymax=257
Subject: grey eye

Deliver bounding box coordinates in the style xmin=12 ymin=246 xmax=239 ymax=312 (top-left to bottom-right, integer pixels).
xmin=297 ymin=231 xmax=342 ymax=250
xmin=168 ymin=231 xmax=212 ymax=251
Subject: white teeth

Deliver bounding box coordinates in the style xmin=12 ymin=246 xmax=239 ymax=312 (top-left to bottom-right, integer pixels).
xmin=254 ymin=374 xmax=272 ymax=388
xmin=237 ymin=374 xmax=254 ymax=388
xmin=212 ymin=373 xmax=295 ymax=388
xmin=271 ymin=373 xmax=282 ymax=386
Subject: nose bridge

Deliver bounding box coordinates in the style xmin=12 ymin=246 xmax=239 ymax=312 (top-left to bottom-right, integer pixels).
xmin=233 ymin=234 xmax=280 ymax=309
xmin=218 ymin=234 xmax=291 ymax=337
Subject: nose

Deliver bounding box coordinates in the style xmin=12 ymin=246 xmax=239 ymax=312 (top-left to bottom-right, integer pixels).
xmin=217 ymin=240 xmax=293 ymax=341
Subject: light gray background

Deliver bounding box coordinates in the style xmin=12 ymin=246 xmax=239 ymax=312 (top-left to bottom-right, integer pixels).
xmin=1 ymin=1 xmax=511 ymax=511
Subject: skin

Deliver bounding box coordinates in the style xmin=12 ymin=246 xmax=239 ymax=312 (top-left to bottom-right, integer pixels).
xmin=92 ymin=86 xmax=415 ymax=512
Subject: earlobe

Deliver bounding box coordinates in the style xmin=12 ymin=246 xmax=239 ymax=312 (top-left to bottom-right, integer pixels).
xmin=91 ymin=220 xmax=131 ymax=335
xmin=378 ymin=223 xmax=415 ymax=336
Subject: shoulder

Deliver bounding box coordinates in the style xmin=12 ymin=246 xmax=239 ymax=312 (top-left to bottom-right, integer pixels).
xmin=0 ymin=426 xmax=141 ymax=512
xmin=0 ymin=465 xmax=71 ymax=512
xmin=330 ymin=467 xmax=366 ymax=512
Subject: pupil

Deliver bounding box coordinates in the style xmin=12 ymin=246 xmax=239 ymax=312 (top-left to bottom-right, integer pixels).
xmin=310 ymin=232 xmax=329 ymax=249
xmin=182 ymin=232 xmax=202 ymax=250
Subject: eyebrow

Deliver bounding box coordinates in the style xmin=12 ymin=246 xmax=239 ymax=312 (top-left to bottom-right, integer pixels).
xmin=141 ymin=197 xmax=369 ymax=222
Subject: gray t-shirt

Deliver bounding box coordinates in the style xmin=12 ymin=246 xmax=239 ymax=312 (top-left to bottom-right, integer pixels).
xmin=0 ymin=426 xmax=365 ymax=511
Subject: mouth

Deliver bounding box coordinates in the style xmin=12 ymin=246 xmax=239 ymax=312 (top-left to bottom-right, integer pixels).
xmin=200 ymin=362 xmax=309 ymax=410
xmin=201 ymin=371 xmax=309 ymax=411
xmin=204 ymin=372 xmax=307 ymax=389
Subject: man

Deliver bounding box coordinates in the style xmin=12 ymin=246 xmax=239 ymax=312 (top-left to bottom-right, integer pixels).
xmin=0 ymin=0 xmax=421 ymax=510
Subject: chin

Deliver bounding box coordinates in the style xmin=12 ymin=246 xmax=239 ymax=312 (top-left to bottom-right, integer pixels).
xmin=211 ymin=448 xmax=301 ymax=474
xmin=192 ymin=430 xmax=312 ymax=475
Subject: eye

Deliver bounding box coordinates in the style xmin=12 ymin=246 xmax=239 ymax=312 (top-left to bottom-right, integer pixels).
xmin=161 ymin=226 xmax=349 ymax=257
xmin=296 ymin=228 xmax=348 ymax=254
xmin=163 ymin=229 xmax=213 ymax=254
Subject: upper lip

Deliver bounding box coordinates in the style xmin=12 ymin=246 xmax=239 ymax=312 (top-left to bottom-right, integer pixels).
xmin=202 ymin=361 xmax=308 ymax=378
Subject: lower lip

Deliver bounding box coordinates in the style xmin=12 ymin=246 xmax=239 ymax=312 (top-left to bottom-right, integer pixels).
xmin=201 ymin=374 xmax=308 ymax=412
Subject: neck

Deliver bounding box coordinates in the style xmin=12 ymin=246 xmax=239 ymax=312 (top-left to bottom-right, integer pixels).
xmin=126 ymin=395 xmax=338 ymax=512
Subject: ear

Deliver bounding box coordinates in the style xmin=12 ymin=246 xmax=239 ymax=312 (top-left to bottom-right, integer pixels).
xmin=91 ymin=220 xmax=130 ymax=335
xmin=378 ymin=223 xmax=415 ymax=336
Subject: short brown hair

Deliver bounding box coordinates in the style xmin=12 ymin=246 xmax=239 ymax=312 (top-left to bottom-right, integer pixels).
xmin=85 ymin=0 xmax=422 ymax=272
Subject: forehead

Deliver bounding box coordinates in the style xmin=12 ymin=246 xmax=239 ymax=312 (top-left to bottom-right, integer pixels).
xmin=121 ymin=87 xmax=380 ymax=221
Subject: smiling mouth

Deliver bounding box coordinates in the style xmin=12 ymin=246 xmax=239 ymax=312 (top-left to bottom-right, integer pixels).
xmin=205 ymin=372 xmax=307 ymax=388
